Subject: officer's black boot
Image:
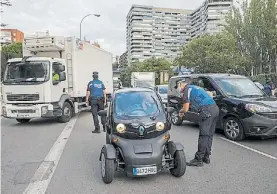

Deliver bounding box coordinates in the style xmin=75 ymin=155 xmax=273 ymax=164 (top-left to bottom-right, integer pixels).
xmin=203 ymin=154 xmax=210 ymax=164
xmin=187 ymin=155 xmax=203 ymax=167
xmin=92 ymin=128 xmax=101 ymax=133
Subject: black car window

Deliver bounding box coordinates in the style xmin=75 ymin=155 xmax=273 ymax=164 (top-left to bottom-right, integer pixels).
xmin=114 ymin=91 xmax=163 ymax=117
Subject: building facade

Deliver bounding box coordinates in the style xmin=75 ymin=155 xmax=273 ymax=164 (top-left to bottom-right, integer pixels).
xmin=126 ymin=5 xmax=192 ymax=65
xmin=189 ymin=0 xmax=233 ymax=39
xmin=0 ymin=29 xmax=24 ymax=45
xmin=119 ymin=51 xmax=128 ymax=67
xmin=126 ymin=1 xmax=233 ymax=65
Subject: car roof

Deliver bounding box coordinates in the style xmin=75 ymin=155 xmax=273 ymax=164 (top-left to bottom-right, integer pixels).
xmin=170 ymin=73 xmax=247 ymax=80
xmin=114 ymin=87 xmax=154 ymax=94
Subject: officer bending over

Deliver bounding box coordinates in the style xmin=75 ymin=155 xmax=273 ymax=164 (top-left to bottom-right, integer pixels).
xmin=178 ymin=79 xmax=219 ymax=167
xmin=86 ymin=71 xmax=107 ymax=133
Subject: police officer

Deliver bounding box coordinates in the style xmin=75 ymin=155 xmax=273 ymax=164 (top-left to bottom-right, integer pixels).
xmin=264 ymin=79 xmax=275 ymax=96
xmin=86 ymin=71 xmax=107 ymax=133
xmin=178 ymin=79 xmax=219 ymax=167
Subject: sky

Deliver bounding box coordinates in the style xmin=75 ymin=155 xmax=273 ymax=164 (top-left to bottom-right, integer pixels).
xmin=2 ymin=0 xmax=207 ymax=57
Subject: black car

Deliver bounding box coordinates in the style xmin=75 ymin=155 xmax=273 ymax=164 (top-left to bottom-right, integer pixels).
xmin=98 ymin=87 xmax=186 ymax=184
xmin=168 ymin=74 xmax=277 ymax=141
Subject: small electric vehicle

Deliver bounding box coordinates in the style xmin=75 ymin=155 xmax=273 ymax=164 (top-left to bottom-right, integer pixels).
xmin=98 ymin=88 xmax=186 ymax=184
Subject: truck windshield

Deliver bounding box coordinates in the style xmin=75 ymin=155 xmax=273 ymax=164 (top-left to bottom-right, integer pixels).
xmin=215 ymin=78 xmax=265 ymax=98
xmin=115 ymin=91 xmax=162 ymax=118
xmin=3 ymin=61 xmax=50 ymax=84
xmin=135 ymin=80 xmax=154 ymax=88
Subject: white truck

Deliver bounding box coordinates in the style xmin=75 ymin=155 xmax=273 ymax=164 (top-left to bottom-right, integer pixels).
xmin=131 ymin=72 xmax=155 ymax=88
xmin=1 ymin=35 xmax=113 ymax=123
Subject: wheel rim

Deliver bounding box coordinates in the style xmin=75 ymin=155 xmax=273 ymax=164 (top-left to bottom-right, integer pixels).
xmin=64 ymin=106 xmax=71 ymax=117
xmin=101 ymin=153 xmax=106 ymax=177
xmin=171 ymin=111 xmax=179 ymax=124
xmin=226 ymin=120 xmax=240 ymax=138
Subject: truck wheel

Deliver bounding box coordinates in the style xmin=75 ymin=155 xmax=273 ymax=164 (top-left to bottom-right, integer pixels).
xmin=100 ymin=151 xmax=114 ymax=184
xmin=58 ymin=102 xmax=72 ymax=123
xmin=16 ymin=119 xmax=31 ymax=123
xmin=223 ymin=117 xmax=245 ymax=141
xmin=170 ymin=150 xmax=186 ymax=177
xmin=170 ymin=110 xmax=183 ymax=126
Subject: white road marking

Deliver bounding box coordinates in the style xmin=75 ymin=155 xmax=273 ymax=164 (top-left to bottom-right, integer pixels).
xmin=219 ymin=137 xmax=277 ymax=161
xmin=23 ymin=116 xmax=78 ymax=194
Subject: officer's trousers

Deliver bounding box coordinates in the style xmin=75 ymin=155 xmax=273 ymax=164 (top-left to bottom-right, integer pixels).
xmin=90 ymin=98 xmax=106 ymax=130
xmin=195 ymin=104 xmax=219 ymax=159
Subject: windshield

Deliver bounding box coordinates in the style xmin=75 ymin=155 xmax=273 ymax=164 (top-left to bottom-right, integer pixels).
xmin=135 ymin=80 xmax=154 ymax=88
xmin=3 ymin=61 xmax=50 ymax=84
xmin=215 ymin=78 xmax=265 ymax=98
xmin=158 ymin=85 xmax=168 ymax=94
xmin=115 ymin=91 xmax=162 ymax=117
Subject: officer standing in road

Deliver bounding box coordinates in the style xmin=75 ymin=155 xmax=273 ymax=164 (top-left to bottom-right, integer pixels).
xmin=86 ymin=71 xmax=107 ymax=133
xmin=178 ymin=79 xmax=219 ymax=167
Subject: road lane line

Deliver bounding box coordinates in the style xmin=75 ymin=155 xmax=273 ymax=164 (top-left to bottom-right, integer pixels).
xmin=23 ymin=115 xmax=78 ymax=194
xmin=219 ymin=137 xmax=277 ymax=161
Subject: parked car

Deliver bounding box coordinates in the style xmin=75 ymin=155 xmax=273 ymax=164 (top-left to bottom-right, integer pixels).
xmin=168 ymin=74 xmax=277 ymax=141
xmin=254 ymin=81 xmax=264 ymax=91
xmin=154 ymin=84 xmax=168 ymax=104
xmin=98 ymin=88 xmax=186 ymax=184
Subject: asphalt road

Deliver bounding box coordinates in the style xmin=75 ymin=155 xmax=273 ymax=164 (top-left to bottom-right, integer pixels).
xmin=1 ymin=113 xmax=277 ymax=194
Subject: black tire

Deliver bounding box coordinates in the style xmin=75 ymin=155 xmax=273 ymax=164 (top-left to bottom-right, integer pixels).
xmin=170 ymin=110 xmax=183 ymax=126
xmin=170 ymin=150 xmax=186 ymax=177
xmin=223 ymin=117 xmax=245 ymax=141
xmin=100 ymin=151 xmax=114 ymax=184
xmin=16 ymin=119 xmax=31 ymax=123
xmin=57 ymin=102 xmax=72 ymax=123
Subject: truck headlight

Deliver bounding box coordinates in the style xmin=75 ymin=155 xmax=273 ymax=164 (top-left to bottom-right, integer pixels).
xmin=156 ymin=122 xmax=165 ymax=131
xmin=41 ymin=106 xmax=48 ymax=115
xmin=245 ymin=104 xmax=275 ymax=113
xmin=116 ymin=123 xmax=126 ymax=133
xmin=2 ymin=106 xmax=7 ymax=116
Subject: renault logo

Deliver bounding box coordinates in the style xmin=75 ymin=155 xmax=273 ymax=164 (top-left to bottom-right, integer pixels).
xmin=139 ymin=126 xmax=145 ymax=136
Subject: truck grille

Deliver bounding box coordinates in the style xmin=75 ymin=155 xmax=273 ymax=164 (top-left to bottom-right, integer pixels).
xmin=7 ymin=94 xmax=39 ymax=101
xmin=11 ymin=110 xmax=36 ymax=113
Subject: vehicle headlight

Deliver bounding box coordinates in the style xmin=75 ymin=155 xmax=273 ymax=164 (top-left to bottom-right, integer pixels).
xmin=41 ymin=106 xmax=48 ymax=115
xmin=116 ymin=123 xmax=126 ymax=133
xmin=156 ymin=122 xmax=165 ymax=131
xmin=245 ymin=104 xmax=275 ymax=113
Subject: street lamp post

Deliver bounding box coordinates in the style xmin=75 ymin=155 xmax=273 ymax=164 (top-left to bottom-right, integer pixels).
xmin=79 ymin=13 xmax=100 ymax=40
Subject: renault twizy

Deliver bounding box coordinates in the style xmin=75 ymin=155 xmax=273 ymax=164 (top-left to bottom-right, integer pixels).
xmin=98 ymin=88 xmax=186 ymax=184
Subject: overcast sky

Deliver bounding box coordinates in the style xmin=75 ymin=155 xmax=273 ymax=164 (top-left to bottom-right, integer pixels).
xmin=3 ymin=0 xmax=206 ymax=56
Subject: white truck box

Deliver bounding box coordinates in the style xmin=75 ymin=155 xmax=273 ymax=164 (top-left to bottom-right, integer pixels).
xmin=23 ymin=36 xmax=113 ymax=97
xmin=131 ymin=72 xmax=155 ymax=88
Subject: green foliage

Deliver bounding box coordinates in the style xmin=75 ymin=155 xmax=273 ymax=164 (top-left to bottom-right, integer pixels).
xmin=1 ymin=42 xmax=23 ymax=80
xmin=120 ymin=57 xmax=173 ymax=86
xmin=174 ymin=33 xmax=250 ymax=74
xmin=224 ymin=0 xmax=277 ymax=75
xmin=251 ymin=73 xmax=277 ymax=85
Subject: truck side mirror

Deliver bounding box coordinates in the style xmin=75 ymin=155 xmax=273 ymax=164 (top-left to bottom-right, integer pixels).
xmin=59 ymin=72 xmax=66 ymax=81
xmin=58 ymin=65 xmax=65 ymax=71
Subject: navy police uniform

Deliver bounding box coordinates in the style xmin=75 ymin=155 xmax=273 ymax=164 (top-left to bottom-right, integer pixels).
xmin=183 ymin=84 xmax=219 ymax=166
xmin=87 ymin=76 xmax=106 ymax=132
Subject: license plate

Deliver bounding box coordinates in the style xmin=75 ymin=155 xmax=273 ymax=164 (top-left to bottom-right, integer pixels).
xmin=17 ymin=114 xmax=31 ymax=118
xmin=133 ymin=166 xmax=157 ymax=176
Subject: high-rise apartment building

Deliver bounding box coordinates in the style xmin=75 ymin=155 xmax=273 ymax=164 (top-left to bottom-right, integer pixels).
xmin=126 ymin=1 xmax=233 ymax=65
xmin=126 ymin=5 xmax=192 ymax=64
xmin=0 ymin=29 xmax=24 ymax=45
xmin=189 ymin=0 xmax=233 ymax=39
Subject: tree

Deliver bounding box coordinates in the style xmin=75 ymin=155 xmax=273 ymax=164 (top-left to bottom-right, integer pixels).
xmin=1 ymin=42 xmax=22 ymax=80
xmin=223 ymin=0 xmax=277 ymax=75
xmin=120 ymin=57 xmax=173 ymax=86
xmin=174 ymin=33 xmax=250 ymax=74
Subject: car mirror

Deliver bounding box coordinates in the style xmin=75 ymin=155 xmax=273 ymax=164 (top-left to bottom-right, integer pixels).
xmin=165 ymin=107 xmax=175 ymax=113
xmin=98 ymin=110 xmax=107 ymax=117
xmin=59 ymin=72 xmax=66 ymax=81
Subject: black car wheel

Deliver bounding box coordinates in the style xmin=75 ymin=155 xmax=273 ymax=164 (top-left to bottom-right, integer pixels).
xmin=170 ymin=110 xmax=183 ymax=126
xmin=170 ymin=150 xmax=186 ymax=177
xmin=57 ymin=102 xmax=72 ymax=123
xmin=16 ymin=119 xmax=31 ymax=123
xmin=223 ymin=117 xmax=245 ymax=141
xmin=100 ymin=151 xmax=115 ymax=184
